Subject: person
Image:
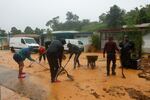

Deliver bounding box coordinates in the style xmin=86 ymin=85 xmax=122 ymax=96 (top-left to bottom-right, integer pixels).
xmin=67 ymin=43 xmax=83 ymax=69
xmin=45 ymin=41 xmax=51 ymax=50
xmin=13 ymin=47 xmax=35 ymax=78
xmin=46 ymin=39 xmax=66 ymax=83
xmin=38 ymin=46 xmax=46 ymax=63
xmin=103 ymin=36 xmax=119 ymax=76
xmin=119 ymin=35 xmax=135 ymax=68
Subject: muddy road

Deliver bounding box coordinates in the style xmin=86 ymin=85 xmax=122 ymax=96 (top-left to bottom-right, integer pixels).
xmin=0 ymin=50 xmax=150 ymax=100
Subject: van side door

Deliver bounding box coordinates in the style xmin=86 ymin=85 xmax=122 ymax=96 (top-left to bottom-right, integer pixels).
xmin=20 ymin=38 xmax=28 ymax=48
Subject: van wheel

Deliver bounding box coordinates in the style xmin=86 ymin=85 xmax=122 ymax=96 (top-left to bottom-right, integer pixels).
xmin=10 ymin=47 xmax=15 ymax=53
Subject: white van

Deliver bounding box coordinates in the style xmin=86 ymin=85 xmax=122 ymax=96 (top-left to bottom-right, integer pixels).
xmin=64 ymin=39 xmax=84 ymax=51
xmin=9 ymin=37 xmax=39 ymax=52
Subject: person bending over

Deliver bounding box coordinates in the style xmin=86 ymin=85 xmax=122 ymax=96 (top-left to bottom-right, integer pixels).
xmin=13 ymin=47 xmax=35 ymax=78
xmin=67 ymin=43 xmax=83 ymax=69
xmin=46 ymin=39 xmax=66 ymax=83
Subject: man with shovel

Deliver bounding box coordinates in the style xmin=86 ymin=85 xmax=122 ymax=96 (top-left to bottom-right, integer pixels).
xmin=67 ymin=43 xmax=83 ymax=69
xmin=46 ymin=39 xmax=66 ymax=83
xmin=13 ymin=47 xmax=35 ymax=78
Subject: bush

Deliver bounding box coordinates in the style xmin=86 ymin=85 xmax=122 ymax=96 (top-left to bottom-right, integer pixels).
xmin=91 ymin=34 xmax=100 ymax=50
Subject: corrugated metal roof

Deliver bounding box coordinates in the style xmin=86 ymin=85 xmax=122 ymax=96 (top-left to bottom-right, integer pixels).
xmin=52 ymin=31 xmax=79 ymax=34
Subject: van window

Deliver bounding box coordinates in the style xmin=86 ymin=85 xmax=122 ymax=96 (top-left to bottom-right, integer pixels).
xmin=78 ymin=41 xmax=83 ymax=45
xmin=21 ymin=39 xmax=25 ymax=44
xmin=24 ymin=39 xmax=36 ymax=44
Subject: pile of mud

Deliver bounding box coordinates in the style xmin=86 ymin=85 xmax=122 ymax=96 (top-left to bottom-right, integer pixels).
xmin=138 ymin=58 xmax=150 ymax=80
xmin=103 ymin=86 xmax=150 ymax=100
xmin=125 ymin=88 xmax=150 ymax=100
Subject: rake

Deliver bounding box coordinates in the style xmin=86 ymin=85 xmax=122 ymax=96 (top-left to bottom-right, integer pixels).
xmin=56 ymin=59 xmax=74 ymax=81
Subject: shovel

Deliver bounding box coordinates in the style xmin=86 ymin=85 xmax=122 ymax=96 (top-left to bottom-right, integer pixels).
xmin=122 ymin=66 xmax=126 ymax=79
xmin=60 ymin=66 xmax=74 ymax=81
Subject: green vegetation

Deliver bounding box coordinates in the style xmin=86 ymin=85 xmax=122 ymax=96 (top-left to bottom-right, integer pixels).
xmin=91 ymin=34 xmax=100 ymax=49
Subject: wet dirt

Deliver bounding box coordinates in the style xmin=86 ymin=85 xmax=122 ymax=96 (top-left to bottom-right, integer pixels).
xmin=0 ymin=50 xmax=150 ymax=100
xmin=125 ymin=88 xmax=150 ymax=100
xmin=0 ymin=65 xmax=50 ymax=100
xmin=138 ymin=57 xmax=150 ymax=80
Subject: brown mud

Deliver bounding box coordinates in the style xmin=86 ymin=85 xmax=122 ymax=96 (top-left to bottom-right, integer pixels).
xmin=0 ymin=50 xmax=150 ymax=100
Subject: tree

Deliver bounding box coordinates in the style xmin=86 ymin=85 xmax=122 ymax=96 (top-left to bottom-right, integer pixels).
xmin=10 ymin=27 xmax=22 ymax=34
xmin=0 ymin=29 xmax=7 ymax=36
xmin=106 ymin=5 xmax=125 ymax=28
xmin=81 ymin=19 xmax=90 ymax=26
xmin=124 ymin=4 xmax=150 ymax=25
xmin=99 ymin=13 xmax=107 ymax=23
xmin=34 ymin=28 xmax=42 ymax=35
xmin=124 ymin=8 xmax=139 ymax=25
xmin=66 ymin=11 xmax=79 ymax=22
xmin=66 ymin=11 xmax=74 ymax=21
xmin=139 ymin=7 xmax=149 ymax=24
xmin=24 ymin=26 xmax=33 ymax=34
xmin=46 ymin=16 xmax=61 ymax=31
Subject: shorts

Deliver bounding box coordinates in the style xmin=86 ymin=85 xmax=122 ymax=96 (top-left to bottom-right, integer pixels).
xmin=13 ymin=53 xmax=23 ymax=63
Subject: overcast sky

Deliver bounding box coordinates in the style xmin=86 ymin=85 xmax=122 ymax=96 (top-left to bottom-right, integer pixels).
xmin=0 ymin=0 xmax=149 ymax=32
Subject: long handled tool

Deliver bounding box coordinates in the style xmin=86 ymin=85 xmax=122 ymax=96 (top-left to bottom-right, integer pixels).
xmin=56 ymin=59 xmax=70 ymax=76
xmin=60 ymin=66 xmax=74 ymax=81
xmin=28 ymin=56 xmax=41 ymax=67
xmin=28 ymin=51 xmax=48 ymax=67
xmin=122 ymin=66 xmax=126 ymax=78
xmin=34 ymin=61 xmax=49 ymax=70
xmin=56 ymin=59 xmax=74 ymax=81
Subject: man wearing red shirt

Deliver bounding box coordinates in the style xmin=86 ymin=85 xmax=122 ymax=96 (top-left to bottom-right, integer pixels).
xmin=103 ymin=36 xmax=119 ymax=76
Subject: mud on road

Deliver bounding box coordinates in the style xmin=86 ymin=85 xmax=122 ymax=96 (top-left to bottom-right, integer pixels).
xmin=0 ymin=50 xmax=150 ymax=100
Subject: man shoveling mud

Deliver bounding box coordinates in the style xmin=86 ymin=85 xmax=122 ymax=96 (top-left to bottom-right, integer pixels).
xmin=67 ymin=43 xmax=84 ymax=69
xmin=103 ymin=36 xmax=119 ymax=76
xmin=46 ymin=39 xmax=66 ymax=83
xmin=13 ymin=47 xmax=35 ymax=78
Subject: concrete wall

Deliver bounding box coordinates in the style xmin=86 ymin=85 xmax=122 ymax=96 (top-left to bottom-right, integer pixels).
xmin=142 ymin=33 xmax=150 ymax=53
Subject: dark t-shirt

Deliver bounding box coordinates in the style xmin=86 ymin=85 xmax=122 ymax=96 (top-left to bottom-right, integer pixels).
xmin=47 ymin=40 xmax=64 ymax=58
xmin=103 ymin=41 xmax=119 ymax=54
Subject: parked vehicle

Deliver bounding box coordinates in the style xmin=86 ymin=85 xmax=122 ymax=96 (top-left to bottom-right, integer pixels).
xmin=9 ymin=37 xmax=39 ymax=52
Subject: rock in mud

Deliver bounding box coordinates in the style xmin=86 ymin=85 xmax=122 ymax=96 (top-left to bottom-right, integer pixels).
xmin=125 ymin=88 xmax=150 ymax=100
xmin=91 ymin=92 xmax=100 ymax=99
